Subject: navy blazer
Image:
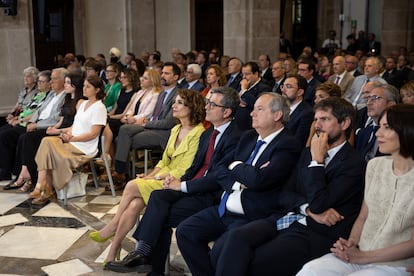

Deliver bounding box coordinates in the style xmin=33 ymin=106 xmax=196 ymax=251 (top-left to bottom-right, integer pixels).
xmin=189 ymin=81 xmax=205 ymax=92
xmin=216 ymin=128 xmax=301 ymax=220
xmin=226 ymin=73 xmax=242 ymax=92
xmin=234 ymin=79 xmax=272 ymax=131
xmin=261 ymin=68 xmax=275 ymax=87
xmin=286 ymin=100 xmax=314 ymax=147
xmin=304 ymin=78 xmax=320 ymax=106
xmin=181 ymin=121 xmax=242 ymax=195
xmin=281 ymin=142 xmax=365 ymax=240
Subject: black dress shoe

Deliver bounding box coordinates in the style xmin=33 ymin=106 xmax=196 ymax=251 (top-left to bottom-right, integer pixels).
xmin=104 ymin=261 xmax=141 ymax=273
xmin=122 ymin=250 xmax=151 ymax=267
xmin=105 ymin=260 xmax=152 ymax=273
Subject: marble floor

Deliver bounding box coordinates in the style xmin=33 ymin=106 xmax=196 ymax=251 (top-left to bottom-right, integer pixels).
xmin=0 ymin=176 xmax=190 ymax=276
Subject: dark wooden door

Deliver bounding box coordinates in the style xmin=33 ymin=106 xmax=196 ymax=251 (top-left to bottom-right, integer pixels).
xmin=195 ymin=0 xmax=223 ymax=53
xmin=32 ymin=0 xmax=75 ymax=70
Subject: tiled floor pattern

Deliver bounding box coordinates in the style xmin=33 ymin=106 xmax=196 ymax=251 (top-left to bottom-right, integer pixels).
xmin=0 ymin=178 xmax=190 ymax=276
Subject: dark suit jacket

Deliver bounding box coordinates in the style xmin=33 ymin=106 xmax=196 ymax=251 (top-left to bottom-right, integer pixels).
xmin=215 ymin=128 xmax=301 ymax=220
xmin=226 ymin=72 xmax=242 ymax=91
xmin=234 ymin=79 xmax=271 ymax=131
xmin=177 ymin=79 xmax=188 ymax=89
xmin=286 ymin=100 xmax=314 ymax=147
xmin=304 ymin=77 xmax=320 ymax=106
xmin=383 ymin=69 xmax=404 ymax=89
xmin=283 ymin=142 xmax=365 ymax=241
xmin=261 ymin=67 xmax=275 ymax=87
xmin=189 ymin=80 xmax=205 ymax=92
xmin=272 ymin=75 xmax=287 ymax=95
xmin=181 ymin=121 xmax=242 ymax=195
xmin=145 ymin=87 xmax=178 ymax=130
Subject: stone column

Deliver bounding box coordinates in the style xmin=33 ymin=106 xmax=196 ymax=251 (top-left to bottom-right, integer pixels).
xmin=223 ymin=0 xmax=280 ymax=62
xmin=0 ymin=0 xmax=35 ymax=114
xmin=382 ymin=0 xmax=414 ymax=55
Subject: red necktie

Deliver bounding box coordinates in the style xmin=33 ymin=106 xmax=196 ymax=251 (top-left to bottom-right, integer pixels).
xmin=192 ymin=129 xmax=220 ymax=179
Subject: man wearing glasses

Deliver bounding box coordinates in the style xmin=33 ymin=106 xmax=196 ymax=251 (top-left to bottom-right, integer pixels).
xmin=281 ymin=74 xmax=314 ymax=147
xmin=105 ymin=87 xmax=242 ymax=274
xmin=355 ymin=83 xmax=400 ymax=161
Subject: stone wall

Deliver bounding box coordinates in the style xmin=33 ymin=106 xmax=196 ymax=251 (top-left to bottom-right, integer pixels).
xmin=0 ymin=0 xmax=35 ymax=114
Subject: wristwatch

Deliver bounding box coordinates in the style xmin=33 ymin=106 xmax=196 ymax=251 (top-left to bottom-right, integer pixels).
xmin=155 ymin=175 xmax=161 ymax=180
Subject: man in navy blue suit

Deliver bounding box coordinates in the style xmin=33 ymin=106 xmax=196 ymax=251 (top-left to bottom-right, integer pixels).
xmin=281 ymin=74 xmax=314 ymax=147
xmin=176 ymin=92 xmax=301 ymax=276
xmin=104 ymin=86 xmax=242 ymax=274
xmin=234 ymin=61 xmax=272 ymax=131
xmin=212 ymin=97 xmax=366 ymax=276
xmin=298 ymin=60 xmax=320 ymax=106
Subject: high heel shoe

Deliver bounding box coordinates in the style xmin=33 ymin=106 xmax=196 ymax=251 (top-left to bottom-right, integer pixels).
xmin=89 ymin=230 xmax=115 ymax=243
xmin=17 ymin=179 xmax=32 ymax=193
xmin=28 ymin=183 xmax=42 ymax=199
xmin=31 ymin=184 xmax=53 ymax=205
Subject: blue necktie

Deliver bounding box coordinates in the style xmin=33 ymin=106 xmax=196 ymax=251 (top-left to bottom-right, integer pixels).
xmin=218 ymin=140 xmax=266 ymax=217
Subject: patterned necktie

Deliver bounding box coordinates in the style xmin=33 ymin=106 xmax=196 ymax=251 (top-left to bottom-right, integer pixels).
xmin=218 ymin=140 xmax=266 ymax=217
xmin=192 ymin=129 xmax=220 ymax=179
xmin=151 ymin=91 xmax=167 ymax=121
xmin=276 ymin=212 xmax=305 ymax=230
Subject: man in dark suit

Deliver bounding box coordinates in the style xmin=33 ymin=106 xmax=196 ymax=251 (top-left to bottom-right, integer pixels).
xmin=355 ymin=83 xmax=399 ymax=161
xmin=184 ymin=63 xmax=205 ymax=92
xmin=111 ymin=62 xmax=179 ymax=186
xmin=258 ymin=54 xmax=275 ymax=87
xmin=225 ymin=57 xmax=243 ymax=91
xmin=234 ymin=61 xmax=272 ymax=131
xmin=345 ymin=54 xmax=362 ymax=77
xmin=176 ymin=93 xmax=301 ymax=276
xmin=298 ymin=60 xmax=320 ymax=106
xmin=212 ymin=97 xmax=365 ymax=276
xmin=104 ymin=87 xmax=242 ymax=274
xmin=382 ymin=56 xmax=404 ymax=89
xmin=281 ymin=74 xmax=314 ymax=147
xmin=271 ymin=60 xmax=287 ymax=94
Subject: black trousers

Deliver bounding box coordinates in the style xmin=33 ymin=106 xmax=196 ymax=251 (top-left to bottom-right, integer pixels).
xmin=15 ymin=129 xmax=49 ymax=182
xmin=0 ymin=125 xmax=26 ymax=174
xmin=133 ymin=189 xmax=217 ymax=274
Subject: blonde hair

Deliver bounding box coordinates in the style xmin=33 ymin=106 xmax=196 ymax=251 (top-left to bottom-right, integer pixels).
xmin=146 ymin=69 xmax=163 ymax=94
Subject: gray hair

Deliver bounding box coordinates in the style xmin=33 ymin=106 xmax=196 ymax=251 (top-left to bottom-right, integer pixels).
xmin=52 ymin=67 xmax=69 ymax=79
xmin=187 ymin=63 xmax=202 ymax=78
xmin=23 ymin=66 xmax=39 ymax=79
xmin=261 ymin=92 xmax=290 ymax=125
xmin=380 ymin=83 xmax=401 ymax=104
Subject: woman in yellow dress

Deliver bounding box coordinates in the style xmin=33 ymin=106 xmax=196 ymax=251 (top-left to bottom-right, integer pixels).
xmin=90 ymin=89 xmax=206 ymax=266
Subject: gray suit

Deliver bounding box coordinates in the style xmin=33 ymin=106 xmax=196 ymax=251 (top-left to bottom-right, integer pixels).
xmin=29 ymin=90 xmax=66 ymax=128
xmin=115 ymin=87 xmax=178 ymax=164
xmin=343 ymin=75 xmax=386 ymax=110
xmin=327 ymin=72 xmax=354 ymax=96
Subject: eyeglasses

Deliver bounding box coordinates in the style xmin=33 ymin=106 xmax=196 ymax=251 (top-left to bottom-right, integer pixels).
xmin=280 ymin=84 xmax=298 ymax=89
xmin=205 ymin=98 xmax=228 ymax=109
xmin=365 ymin=95 xmax=384 ymax=102
xmin=37 ymin=80 xmax=48 ymax=84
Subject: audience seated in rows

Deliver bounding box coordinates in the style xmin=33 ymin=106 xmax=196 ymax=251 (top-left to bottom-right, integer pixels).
xmin=89 ymin=89 xmax=206 ymax=266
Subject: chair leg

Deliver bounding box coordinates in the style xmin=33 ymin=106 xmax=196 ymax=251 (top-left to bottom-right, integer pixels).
xmin=103 ymin=153 xmax=116 ymax=197
xmin=90 ymin=160 xmax=99 ymax=189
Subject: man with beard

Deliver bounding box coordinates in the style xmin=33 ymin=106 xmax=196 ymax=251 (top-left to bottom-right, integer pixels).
xmin=111 ymin=62 xmax=179 ymax=185
xmin=212 ymin=97 xmax=366 ymax=276
xmin=281 ymin=74 xmax=314 ymax=147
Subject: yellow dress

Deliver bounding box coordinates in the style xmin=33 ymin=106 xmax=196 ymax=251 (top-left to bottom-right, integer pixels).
xmin=136 ymin=123 xmax=205 ymax=203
